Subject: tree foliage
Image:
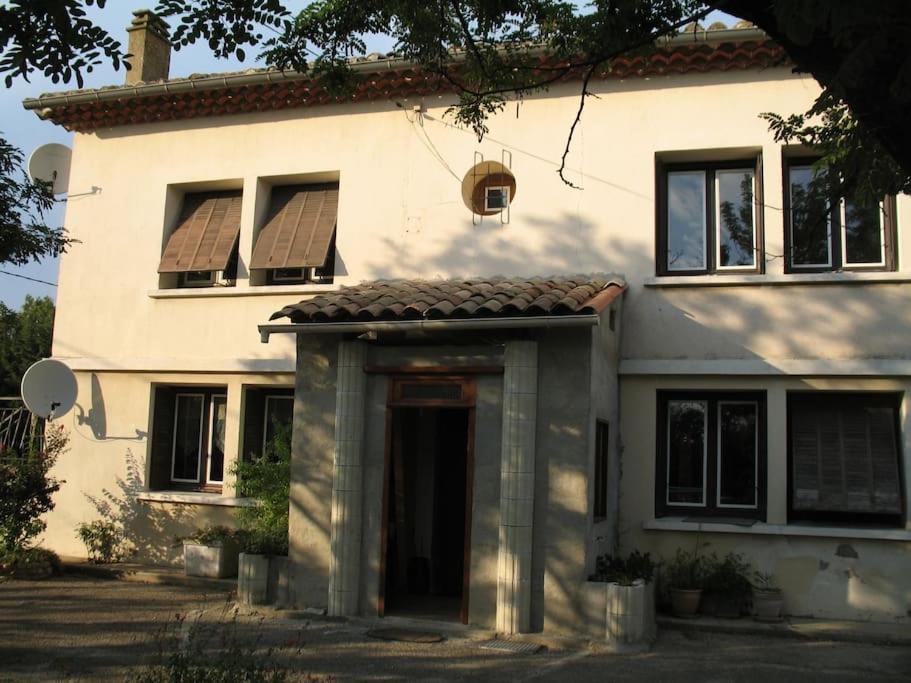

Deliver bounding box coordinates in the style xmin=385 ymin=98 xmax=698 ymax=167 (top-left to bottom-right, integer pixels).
xmin=0 ymin=296 xmax=55 ymax=397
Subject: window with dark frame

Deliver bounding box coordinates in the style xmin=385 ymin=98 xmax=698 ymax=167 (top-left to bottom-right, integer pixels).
xmin=149 ymin=386 xmax=227 ymax=492
xmin=594 ymin=420 xmax=610 ymax=521
xmin=657 ymin=158 xmax=763 ymax=276
xmin=784 ymin=158 xmax=897 ymax=273
xmin=788 ymin=392 xmax=903 ymax=526
xmin=656 ymin=391 xmax=766 ymax=519
xmin=242 ymin=387 xmax=294 ymax=462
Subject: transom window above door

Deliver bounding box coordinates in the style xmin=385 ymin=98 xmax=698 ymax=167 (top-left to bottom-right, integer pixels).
xmin=657 ymin=158 xmax=763 ymax=276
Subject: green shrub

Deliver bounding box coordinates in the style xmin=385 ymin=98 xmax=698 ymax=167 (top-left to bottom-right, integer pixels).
xmin=76 ymin=519 xmax=125 ymax=564
xmin=703 ymin=552 xmax=752 ymax=598
xmin=232 ymin=424 xmax=291 ymax=556
xmin=663 ymin=547 xmax=708 ymax=590
xmin=0 ymin=425 xmax=64 ymax=554
xmin=590 ymin=550 xmax=656 ymax=585
xmin=0 ymin=546 xmax=61 ymax=578
xmin=180 ymin=525 xmax=241 ymax=546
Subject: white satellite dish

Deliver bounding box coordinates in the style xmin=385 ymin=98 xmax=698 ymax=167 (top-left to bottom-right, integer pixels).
xmin=27 ymin=143 xmax=72 ymax=195
xmin=21 ymin=359 xmax=78 ymax=420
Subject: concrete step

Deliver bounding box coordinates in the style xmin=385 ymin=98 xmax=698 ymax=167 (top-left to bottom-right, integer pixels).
xmin=61 ymin=557 xmax=236 ymax=593
xmin=657 ymin=614 xmax=911 ymax=646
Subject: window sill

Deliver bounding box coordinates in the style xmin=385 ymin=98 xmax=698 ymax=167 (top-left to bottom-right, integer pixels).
xmin=148 ymin=283 xmax=338 ymax=299
xmin=644 ymin=272 xmax=911 ymax=288
xmin=643 ymin=517 xmax=911 ymax=542
xmin=137 ymin=491 xmax=256 ymax=507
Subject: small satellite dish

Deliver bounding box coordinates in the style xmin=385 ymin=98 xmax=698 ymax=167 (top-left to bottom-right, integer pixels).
xmin=27 ymin=143 xmax=72 ymax=195
xmin=21 ymin=359 xmax=78 ymax=420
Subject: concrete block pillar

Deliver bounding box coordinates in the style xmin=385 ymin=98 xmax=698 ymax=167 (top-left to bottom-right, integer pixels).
xmin=328 ymin=340 xmax=367 ymax=616
xmin=496 ymin=340 xmax=538 ymax=634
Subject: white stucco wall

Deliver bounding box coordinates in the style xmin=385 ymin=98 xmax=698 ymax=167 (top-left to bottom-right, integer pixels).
xmin=39 ymin=59 xmax=911 ymax=624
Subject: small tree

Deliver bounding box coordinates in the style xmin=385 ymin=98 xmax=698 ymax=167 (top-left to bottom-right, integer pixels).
xmin=0 ymin=424 xmax=65 ymax=555
xmin=232 ymin=423 xmax=291 ymax=556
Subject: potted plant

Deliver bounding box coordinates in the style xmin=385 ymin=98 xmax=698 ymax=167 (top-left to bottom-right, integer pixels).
xmin=181 ymin=525 xmax=241 ymax=578
xmin=752 ymin=571 xmax=785 ymax=622
xmin=702 ymin=552 xmax=751 ymax=618
xmin=664 ymin=547 xmax=706 ymax=618
xmin=232 ymin=424 xmax=291 ymax=606
xmin=590 ymin=550 xmax=657 ymax=650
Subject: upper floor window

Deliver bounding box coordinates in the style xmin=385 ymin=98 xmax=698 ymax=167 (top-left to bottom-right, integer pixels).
xmin=656 ymin=391 xmax=766 ymax=520
xmin=158 ymin=191 xmax=242 ymax=288
xmin=784 ymin=158 xmax=897 ymax=272
xmin=789 ymin=392 xmax=903 ymax=526
xmin=657 ymin=158 xmax=762 ymax=275
xmin=251 ymin=183 xmax=338 ymax=285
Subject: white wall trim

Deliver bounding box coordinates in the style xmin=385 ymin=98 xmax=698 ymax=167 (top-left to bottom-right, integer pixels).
xmin=148 ymin=283 xmax=338 ymax=299
xmin=619 ymin=359 xmax=911 ymax=377
xmin=643 ymin=272 xmax=911 ymax=288
xmin=137 ymin=491 xmax=256 ymax=507
xmin=56 ymin=356 xmax=295 ymax=374
xmin=643 ymin=518 xmax=911 ymax=542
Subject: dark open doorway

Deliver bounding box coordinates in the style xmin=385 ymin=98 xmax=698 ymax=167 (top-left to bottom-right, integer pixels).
xmin=381 ymin=397 xmax=474 ymax=623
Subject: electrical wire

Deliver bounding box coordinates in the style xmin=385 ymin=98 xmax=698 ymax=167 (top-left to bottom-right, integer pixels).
xmin=0 ymin=269 xmax=57 ymax=287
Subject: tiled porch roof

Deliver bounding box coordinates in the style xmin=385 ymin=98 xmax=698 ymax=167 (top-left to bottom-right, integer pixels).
xmin=270 ymin=277 xmax=626 ymax=324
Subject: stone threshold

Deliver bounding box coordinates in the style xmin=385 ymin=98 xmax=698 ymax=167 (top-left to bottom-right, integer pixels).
xmin=657 ymin=614 xmax=911 ymax=646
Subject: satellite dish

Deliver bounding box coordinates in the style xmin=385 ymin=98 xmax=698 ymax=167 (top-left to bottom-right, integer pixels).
xmin=27 ymin=143 xmax=72 ymax=195
xmin=21 ymin=359 xmax=78 ymax=420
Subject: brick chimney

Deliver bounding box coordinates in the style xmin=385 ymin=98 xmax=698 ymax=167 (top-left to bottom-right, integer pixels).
xmin=125 ymin=9 xmax=171 ymax=85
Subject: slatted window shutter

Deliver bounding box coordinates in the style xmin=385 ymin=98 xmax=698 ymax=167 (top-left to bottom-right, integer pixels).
xmin=790 ymin=395 xmax=901 ymax=517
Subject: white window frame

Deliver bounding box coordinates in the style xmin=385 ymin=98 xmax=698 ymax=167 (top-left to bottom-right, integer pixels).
xmin=666 ymin=170 xmax=708 ymax=272
xmin=716 ymin=400 xmax=759 ymax=510
xmin=206 ymin=394 xmax=227 ymax=485
xmin=484 ymin=185 xmax=510 ymax=212
xmin=841 ymin=199 xmax=887 ymax=268
xmin=788 ymin=164 xmax=833 ymax=269
xmin=171 ymin=393 xmax=205 ymax=484
xmin=262 ymin=394 xmax=294 ymax=456
xmin=714 ymin=168 xmax=756 ymax=271
xmin=666 ymin=399 xmax=708 ymax=507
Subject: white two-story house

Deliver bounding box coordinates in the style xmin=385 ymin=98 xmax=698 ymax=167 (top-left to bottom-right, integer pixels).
xmin=24 ymin=11 xmax=911 ymax=634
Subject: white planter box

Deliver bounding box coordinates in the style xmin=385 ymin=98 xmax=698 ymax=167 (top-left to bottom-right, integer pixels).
xmin=238 ymin=553 xmax=270 ymax=605
xmin=605 ymin=580 xmax=656 ymax=652
xmin=183 ymin=540 xmax=240 ymax=578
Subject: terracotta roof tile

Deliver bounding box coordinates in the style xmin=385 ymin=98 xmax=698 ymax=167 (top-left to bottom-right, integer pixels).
xmin=270 ymin=276 xmax=626 ymax=324
xmin=27 ymin=38 xmax=788 ymax=132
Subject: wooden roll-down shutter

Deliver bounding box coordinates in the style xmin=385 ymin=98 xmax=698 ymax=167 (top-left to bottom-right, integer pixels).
xmin=158 ymin=191 xmax=243 ymax=273
xmin=250 ymin=183 xmax=339 ymax=270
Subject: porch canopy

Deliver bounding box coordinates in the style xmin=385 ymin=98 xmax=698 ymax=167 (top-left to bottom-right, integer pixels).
xmin=261 ymin=276 xmax=625 ymax=339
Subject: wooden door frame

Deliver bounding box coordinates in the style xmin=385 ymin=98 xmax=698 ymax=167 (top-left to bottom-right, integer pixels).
xmin=377 ymin=375 xmax=477 ymax=624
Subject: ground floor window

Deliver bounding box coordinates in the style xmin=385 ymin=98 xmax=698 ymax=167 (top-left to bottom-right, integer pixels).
xmin=242 ymin=387 xmax=293 ymax=461
xmin=788 ymin=392 xmax=903 ymax=525
xmin=656 ymin=391 xmax=766 ymax=519
xmin=149 ymin=386 xmax=227 ymax=492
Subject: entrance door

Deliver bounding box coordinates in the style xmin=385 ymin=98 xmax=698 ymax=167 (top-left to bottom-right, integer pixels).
xmin=380 ymin=377 xmax=475 ymax=623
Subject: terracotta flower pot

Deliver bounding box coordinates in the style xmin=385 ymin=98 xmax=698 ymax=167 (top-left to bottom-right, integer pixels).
xmin=670 ymin=587 xmax=702 ymax=618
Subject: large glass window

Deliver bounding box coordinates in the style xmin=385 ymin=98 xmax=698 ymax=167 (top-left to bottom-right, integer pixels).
xmin=657 ymin=392 xmax=765 ymax=519
xmin=785 ymin=159 xmax=895 ymax=272
xmin=659 ymin=159 xmax=761 ymax=275
xmin=150 ymin=386 xmax=228 ymax=492
xmin=789 ymin=393 xmax=903 ymax=525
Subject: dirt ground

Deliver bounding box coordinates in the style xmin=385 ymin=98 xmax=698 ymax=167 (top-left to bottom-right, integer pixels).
xmin=0 ymin=575 xmax=908 ymax=682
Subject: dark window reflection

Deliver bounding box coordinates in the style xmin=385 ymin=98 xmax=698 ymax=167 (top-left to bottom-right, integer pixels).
xmin=667 ymin=400 xmax=706 ymax=504
xmin=719 ymin=402 xmax=757 ymax=507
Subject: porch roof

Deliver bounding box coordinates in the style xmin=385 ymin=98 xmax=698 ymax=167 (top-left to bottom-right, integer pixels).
xmin=269 ymin=276 xmax=626 ymax=324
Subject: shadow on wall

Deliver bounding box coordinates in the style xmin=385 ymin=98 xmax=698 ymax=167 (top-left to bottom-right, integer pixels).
xmin=83 ymin=450 xmax=193 ymax=565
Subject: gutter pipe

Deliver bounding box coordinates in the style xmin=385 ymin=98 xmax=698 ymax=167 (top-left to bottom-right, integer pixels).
xmin=22 ymin=28 xmax=768 ymax=114
xmin=258 ymin=314 xmax=600 ymax=343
